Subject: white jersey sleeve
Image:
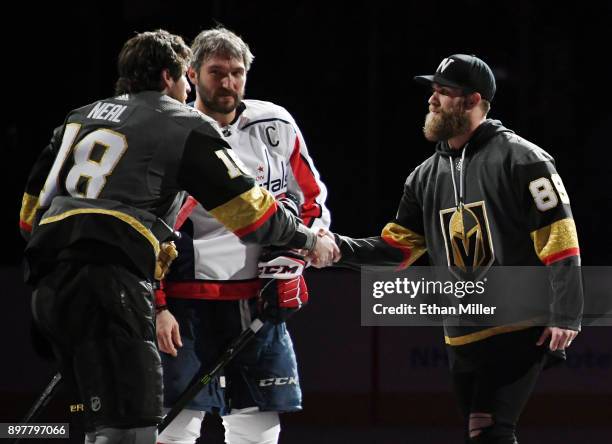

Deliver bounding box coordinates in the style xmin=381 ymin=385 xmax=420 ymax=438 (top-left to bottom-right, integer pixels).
xmin=283 ymin=112 xmax=331 ymax=230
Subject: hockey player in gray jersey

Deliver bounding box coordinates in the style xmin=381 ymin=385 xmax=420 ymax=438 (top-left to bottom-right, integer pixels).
xmin=156 ymin=27 xmax=330 ymax=444
xmin=20 ymin=30 xmax=338 ymax=444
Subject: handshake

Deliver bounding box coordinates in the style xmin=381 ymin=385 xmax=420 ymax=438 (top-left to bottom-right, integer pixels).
xmin=278 ymin=193 xmax=340 ymax=268
xmin=304 ymin=228 xmax=341 ymax=268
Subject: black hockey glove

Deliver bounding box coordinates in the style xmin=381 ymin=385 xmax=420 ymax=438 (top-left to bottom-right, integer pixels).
xmin=258 ymin=250 xmax=309 ymax=324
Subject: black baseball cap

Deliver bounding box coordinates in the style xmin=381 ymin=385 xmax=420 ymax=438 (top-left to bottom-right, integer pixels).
xmin=414 ymin=54 xmax=496 ymax=101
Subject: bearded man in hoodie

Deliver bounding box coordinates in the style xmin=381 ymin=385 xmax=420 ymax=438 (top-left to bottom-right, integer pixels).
xmin=315 ymin=54 xmax=583 ymax=444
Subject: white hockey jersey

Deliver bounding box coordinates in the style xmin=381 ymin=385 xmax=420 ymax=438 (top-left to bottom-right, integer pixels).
xmin=160 ymin=100 xmax=330 ymax=301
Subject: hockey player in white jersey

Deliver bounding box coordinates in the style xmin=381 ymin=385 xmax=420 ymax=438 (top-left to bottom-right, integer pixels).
xmin=156 ymin=27 xmax=331 ymax=444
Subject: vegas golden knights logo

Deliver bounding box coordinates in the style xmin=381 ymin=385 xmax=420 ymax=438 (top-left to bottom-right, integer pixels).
xmin=440 ymin=201 xmax=495 ymax=279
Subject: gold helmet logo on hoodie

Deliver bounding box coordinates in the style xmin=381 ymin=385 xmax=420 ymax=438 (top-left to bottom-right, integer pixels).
xmin=449 ymin=206 xmax=485 ymax=271
xmin=440 ymin=201 xmax=495 ymax=277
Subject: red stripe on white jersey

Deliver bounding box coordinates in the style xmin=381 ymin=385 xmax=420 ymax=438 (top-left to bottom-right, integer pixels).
xmin=165 ymin=279 xmax=263 ymax=300
xmin=175 ymin=196 xmax=199 ymax=230
xmin=289 ymin=136 xmax=322 ymax=227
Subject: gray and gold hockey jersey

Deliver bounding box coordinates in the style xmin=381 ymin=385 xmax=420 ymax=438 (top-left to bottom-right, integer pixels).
xmin=336 ymin=119 xmax=583 ymax=346
xmin=20 ymin=92 xmax=314 ymax=282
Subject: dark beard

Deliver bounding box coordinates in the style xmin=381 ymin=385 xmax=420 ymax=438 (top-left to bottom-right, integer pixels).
xmin=197 ymin=83 xmax=243 ymax=114
xmin=423 ymin=106 xmax=470 ymax=142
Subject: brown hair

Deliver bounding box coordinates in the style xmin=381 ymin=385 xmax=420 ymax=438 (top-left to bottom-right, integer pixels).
xmin=190 ymin=26 xmax=254 ymax=74
xmin=115 ymin=29 xmax=191 ymax=95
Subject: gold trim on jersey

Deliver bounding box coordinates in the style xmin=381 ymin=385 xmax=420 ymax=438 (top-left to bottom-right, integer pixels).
xmin=209 ymin=187 xmax=276 ymax=233
xmin=530 ymin=218 xmax=579 ymax=264
xmin=20 ymin=192 xmax=40 ymax=229
xmin=381 ymin=222 xmax=427 ymax=267
xmin=444 ymin=319 xmax=538 ymax=346
xmin=40 ymin=209 xmax=159 ymax=255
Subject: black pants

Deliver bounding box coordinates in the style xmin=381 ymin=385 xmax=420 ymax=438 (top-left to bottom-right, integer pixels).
xmin=450 ymin=328 xmax=546 ymax=444
xmin=32 ymin=261 xmax=163 ymax=430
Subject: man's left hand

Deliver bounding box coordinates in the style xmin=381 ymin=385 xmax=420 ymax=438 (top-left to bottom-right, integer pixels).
xmin=536 ymin=327 xmax=578 ymax=351
xmin=156 ymin=309 xmax=183 ymax=357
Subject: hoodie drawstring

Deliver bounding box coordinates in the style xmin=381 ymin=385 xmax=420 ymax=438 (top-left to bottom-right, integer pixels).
xmin=449 ymin=144 xmax=468 ymax=210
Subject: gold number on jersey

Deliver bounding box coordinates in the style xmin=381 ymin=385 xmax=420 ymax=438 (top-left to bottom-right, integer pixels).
xmin=215 ymin=149 xmax=245 ymax=179
xmin=529 ymin=174 xmax=570 ymax=211
xmin=65 ymin=129 xmax=128 ymax=198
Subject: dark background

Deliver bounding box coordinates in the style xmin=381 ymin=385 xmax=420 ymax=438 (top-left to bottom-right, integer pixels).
xmin=1 ymin=1 xmax=611 ymax=442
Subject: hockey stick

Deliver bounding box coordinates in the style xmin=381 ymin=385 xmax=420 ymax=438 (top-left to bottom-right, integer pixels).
xmin=21 ymin=372 xmax=62 ymax=423
xmin=11 ymin=372 xmax=63 ymax=444
xmin=158 ymin=318 xmax=265 ymax=433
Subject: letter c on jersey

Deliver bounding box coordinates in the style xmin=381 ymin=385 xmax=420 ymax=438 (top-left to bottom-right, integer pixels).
xmin=265 ymin=126 xmax=279 ymax=147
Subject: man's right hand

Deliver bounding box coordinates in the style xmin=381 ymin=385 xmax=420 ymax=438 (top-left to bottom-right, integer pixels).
xmin=308 ymin=228 xmax=341 ymax=268
xmin=156 ymin=309 xmax=183 ymax=357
